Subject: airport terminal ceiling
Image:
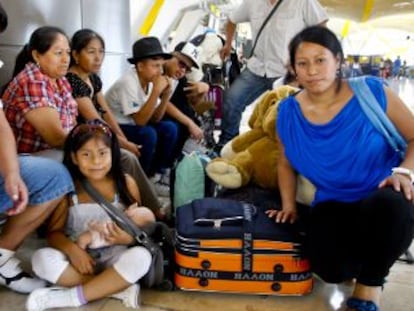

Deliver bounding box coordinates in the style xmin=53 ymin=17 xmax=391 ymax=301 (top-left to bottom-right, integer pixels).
xmin=320 ymin=0 xmax=414 ymax=57
xmin=210 ymin=0 xmax=414 ymax=31
xmin=321 ymin=0 xmax=412 ymax=23
xmin=320 ymin=0 xmax=414 ymax=32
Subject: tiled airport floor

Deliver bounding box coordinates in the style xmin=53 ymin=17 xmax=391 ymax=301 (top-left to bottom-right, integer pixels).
xmin=387 ymin=77 xmax=414 ymax=110
xmin=1 ymin=78 xmax=414 ymax=311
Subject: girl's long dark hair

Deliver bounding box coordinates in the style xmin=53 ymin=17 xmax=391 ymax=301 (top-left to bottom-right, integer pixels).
xmin=63 ymin=120 xmax=135 ymax=205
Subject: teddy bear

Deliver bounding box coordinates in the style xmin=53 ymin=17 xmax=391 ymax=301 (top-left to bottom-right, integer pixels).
xmin=205 ymin=85 xmax=316 ymax=205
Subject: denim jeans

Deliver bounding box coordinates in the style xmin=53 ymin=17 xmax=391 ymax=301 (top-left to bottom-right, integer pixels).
xmin=218 ymin=68 xmax=277 ymax=145
xmin=121 ymin=121 xmax=178 ymax=175
xmin=0 ymin=155 xmax=74 ymax=213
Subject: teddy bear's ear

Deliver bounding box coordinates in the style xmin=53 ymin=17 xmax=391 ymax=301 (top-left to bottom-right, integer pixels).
xmin=0 ymin=2 xmax=7 ymax=33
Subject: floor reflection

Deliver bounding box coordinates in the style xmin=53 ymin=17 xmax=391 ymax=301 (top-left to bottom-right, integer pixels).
xmin=387 ymin=78 xmax=414 ymax=109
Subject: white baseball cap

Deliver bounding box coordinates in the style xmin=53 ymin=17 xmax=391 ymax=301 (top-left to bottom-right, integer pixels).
xmin=173 ymin=42 xmax=201 ymax=69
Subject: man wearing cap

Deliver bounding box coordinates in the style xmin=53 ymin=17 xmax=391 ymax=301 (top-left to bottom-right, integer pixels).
xmin=162 ymin=41 xmax=209 ymax=156
xmin=105 ymin=37 xmax=202 ymax=196
xmin=170 ymin=42 xmax=210 ymax=107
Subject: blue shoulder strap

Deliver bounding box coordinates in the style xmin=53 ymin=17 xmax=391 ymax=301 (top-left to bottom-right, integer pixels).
xmin=348 ymin=76 xmax=406 ymax=158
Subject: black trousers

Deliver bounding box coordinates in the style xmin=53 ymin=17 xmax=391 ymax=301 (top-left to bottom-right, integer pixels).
xmin=307 ymin=187 xmax=414 ymax=286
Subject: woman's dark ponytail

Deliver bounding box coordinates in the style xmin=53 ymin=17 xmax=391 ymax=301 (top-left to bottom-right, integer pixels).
xmin=12 ymin=44 xmax=33 ymax=77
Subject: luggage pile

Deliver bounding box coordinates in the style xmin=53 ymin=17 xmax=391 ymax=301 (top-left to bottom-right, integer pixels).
xmin=174 ymin=197 xmax=312 ymax=295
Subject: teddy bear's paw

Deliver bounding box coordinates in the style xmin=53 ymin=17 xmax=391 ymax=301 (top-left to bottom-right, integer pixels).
xmin=220 ymin=142 xmax=237 ymax=159
xmin=206 ymin=161 xmax=243 ymax=188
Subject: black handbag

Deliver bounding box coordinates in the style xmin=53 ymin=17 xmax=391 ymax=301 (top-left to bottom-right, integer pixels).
xmin=228 ymin=51 xmax=241 ymax=85
xmin=81 ymin=179 xmax=175 ymax=290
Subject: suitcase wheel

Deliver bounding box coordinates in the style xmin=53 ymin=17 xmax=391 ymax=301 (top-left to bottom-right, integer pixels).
xmin=273 ymin=264 xmax=284 ymax=273
xmin=271 ymin=282 xmax=282 ymax=292
xmin=201 ymin=260 xmax=211 ymax=269
xmin=158 ymin=279 xmax=175 ymax=291
xmin=199 ymin=278 xmax=209 ymax=287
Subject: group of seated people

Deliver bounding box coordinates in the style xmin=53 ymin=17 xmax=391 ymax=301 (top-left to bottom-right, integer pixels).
xmin=2 ymin=27 xmax=210 ymax=205
xmin=2 ymin=1 xmax=414 ymax=310
xmin=0 ymin=4 xmax=210 ymax=308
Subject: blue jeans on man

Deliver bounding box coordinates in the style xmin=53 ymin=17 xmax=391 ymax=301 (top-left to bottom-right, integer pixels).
xmin=218 ymin=68 xmax=277 ymax=146
xmin=120 ymin=120 xmax=178 ymax=176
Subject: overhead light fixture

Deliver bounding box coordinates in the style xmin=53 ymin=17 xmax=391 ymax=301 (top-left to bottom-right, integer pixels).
xmin=392 ymin=2 xmax=412 ymax=8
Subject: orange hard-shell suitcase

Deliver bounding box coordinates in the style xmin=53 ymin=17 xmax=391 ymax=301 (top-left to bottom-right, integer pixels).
xmin=174 ymin=198 xmax=312 ymax=295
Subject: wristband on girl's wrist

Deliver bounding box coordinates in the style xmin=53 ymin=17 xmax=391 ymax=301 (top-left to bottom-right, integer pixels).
xmin=391 ymin=167 xmax=414 ymax=184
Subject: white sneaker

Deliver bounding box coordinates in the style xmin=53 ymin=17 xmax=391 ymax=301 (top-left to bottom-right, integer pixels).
xmin=150 ymin=173 xmax=170 ymax=197
xmin=111 ymin=283 xmax=141 ymax=309
xmin=154 ymin=181 xmax=170 ymax=197
xmin=0 ymin=255 xmax=46 ymax=294
xmin=149 ymin=173 xmax=162 ymax=186
xmin=160 ymin=168 xmax=171 ymax=185
xmin=26 ymin=286 xmax=82 ymax=311
xmin=158 ymin=196 xmax=172 ymax=218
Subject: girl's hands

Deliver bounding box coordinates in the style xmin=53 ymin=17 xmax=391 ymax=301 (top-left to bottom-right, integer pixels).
xmin=103 ymin=222 xmax=134 ymax=245
xmin=379 ymin=173 xmax=414 ymax=201
xmin=265 ymin=207 xmax=298 ymax=224
xmin=68 ymin=247 xmax=95 ymax=275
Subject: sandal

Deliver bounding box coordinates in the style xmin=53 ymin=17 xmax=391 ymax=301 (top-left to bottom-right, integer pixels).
xmin=346 ymin=297 xmax=379 ymax=311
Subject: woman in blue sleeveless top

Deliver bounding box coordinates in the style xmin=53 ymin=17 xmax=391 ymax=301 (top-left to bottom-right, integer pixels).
xmin=269 ymin=26 xmax=414 ymax=311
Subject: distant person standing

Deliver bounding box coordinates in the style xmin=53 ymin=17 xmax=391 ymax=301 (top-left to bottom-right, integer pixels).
xmin=393 ymin=56 xmax=401 ymax=78
xmin=399 ymin=60 xmax=407 ymax=79
xmin=350 ymin=57 xmax=363 ymax=77
xmin=379 ymin=58 xmax=385 ymax=78
xmin=216 ymin=0 xmax=328 ymax=149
